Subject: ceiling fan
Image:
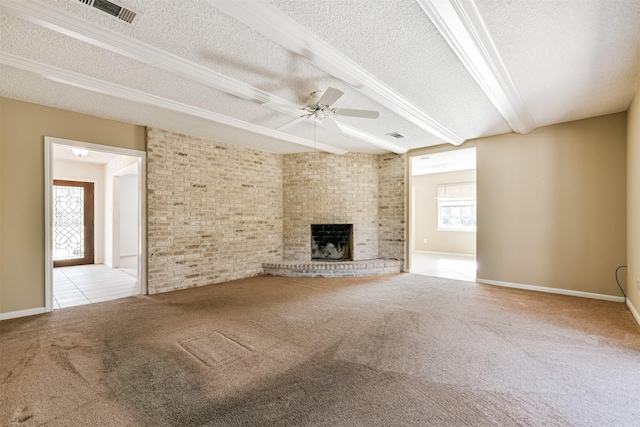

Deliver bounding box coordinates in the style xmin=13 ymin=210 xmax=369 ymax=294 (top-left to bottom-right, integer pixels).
xmin=276 ymin=87 xmax=379 ymax=133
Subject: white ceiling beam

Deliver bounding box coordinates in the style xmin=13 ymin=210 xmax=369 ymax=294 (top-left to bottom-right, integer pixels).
xmin=417 ymin=0 xmax=535 ymax=134
xmin=0 ymin=0 xmax=406 ymax=153
xmin=338 ymin=124 xmax=407 ymax=153
xmin=210 ymin=0 xmax=465 ymax=146
xmin=0 ymin=0 xmax=273 ymax=103
xmin=0 ymin=52 xmax=347 ymax=155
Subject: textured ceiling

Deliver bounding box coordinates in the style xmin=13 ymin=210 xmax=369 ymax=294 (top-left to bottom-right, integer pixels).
xmin=412 ymin=147 xmax=476 ymax=176
xmin=476 ymin=0 xmax=640 ymax=127
xmin=1 ymin=0 xmax=638 ymax=155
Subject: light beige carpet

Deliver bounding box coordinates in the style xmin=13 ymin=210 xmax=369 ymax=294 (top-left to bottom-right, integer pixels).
xmin=1 ymin=274 xmax=639 ymax=426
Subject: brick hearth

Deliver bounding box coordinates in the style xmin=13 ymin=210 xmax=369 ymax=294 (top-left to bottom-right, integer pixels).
xmin=263 ymin=259 xmax=402 ymax=278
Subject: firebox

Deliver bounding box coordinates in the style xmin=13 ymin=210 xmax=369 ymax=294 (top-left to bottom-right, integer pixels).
xmin=311 ymin=224 xmax=353 ymax=261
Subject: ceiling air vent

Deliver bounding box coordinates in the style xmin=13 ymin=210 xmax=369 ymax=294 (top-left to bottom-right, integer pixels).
xmin=75 ymin=0 xmax=138 ymax=24
xmin=386 ymin=131 xmax=405 ymax=139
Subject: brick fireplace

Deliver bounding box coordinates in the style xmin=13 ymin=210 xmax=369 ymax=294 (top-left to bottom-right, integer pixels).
xmin=283 ymin=153 xmax=380 ymax=261
xmin=147 ymin=129 xmax=406 ymax=292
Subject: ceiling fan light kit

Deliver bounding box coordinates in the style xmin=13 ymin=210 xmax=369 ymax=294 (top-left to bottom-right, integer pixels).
xmin=277 ymin=87 xmax=380 ymax=133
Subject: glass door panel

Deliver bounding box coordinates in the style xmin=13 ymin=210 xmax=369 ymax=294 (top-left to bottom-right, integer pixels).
xmin=53 ymin=180 xmax=94 ymax=267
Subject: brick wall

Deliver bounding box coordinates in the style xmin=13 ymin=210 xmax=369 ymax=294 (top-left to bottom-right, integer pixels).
xmin=283 ymin=152 xmax=379 ymax=261
xmin=378 ymin=153 xmax=407 ymax=265
xmin=146 ymin=128 xmax=283 ymax=294
xmin=147 ymin=128 xmax=407 ymax=292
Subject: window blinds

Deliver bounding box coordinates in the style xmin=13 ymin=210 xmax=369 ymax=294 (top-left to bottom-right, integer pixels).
xmin=437 ymin=182 xmax=476 ymax=199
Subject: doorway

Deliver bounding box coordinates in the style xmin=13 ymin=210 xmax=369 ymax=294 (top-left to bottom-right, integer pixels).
xmin=44 ymin=137 xmax=147 ymax=311
xmin=408 ymin=147 xmax=477 ymax=281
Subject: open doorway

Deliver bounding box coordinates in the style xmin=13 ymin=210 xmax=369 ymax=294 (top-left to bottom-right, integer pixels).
xmin=44 ymin=137 xmax=146 ymax=311
xmin=409 ymin=147 xmax=477 ymax=282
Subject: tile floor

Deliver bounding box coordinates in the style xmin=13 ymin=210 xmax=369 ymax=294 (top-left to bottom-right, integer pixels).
xmin=410 ymin=251 xmax=476 ymax=282
xmin=118 ymin=255 xmax=138 ymax=278
xmin=53 ymin=261 xmax=139 ymax=309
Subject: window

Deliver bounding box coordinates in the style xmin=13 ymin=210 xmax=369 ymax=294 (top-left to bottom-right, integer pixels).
xmin=437 ymin=182 xmax=476 ymax=231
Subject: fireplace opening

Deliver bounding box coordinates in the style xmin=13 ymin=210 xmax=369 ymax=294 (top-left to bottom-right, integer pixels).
xmin=311 ymin=224 xmax=353 ymax=261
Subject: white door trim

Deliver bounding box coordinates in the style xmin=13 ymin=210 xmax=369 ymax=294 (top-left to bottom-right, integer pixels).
xmin=44 ymin=137 xmax=147 ymax=312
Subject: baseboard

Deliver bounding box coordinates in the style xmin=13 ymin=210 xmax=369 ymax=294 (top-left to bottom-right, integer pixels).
xmin=414 ymin=250 xmax=475 ymax=258
xmin=0 ymin=307 xmax=47 ymax=321
xmin=476 ymin=278 xmax=626 ymax=303
xmin=626 ymin=299 xmax=640 ymax=327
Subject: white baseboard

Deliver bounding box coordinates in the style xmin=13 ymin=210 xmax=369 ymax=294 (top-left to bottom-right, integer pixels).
xmin=414 ymin=250 xmax=476 ymax=258
xmin=476 ymin=278 xmax=626 ymax=303
xmin=626 ymin=299 xmax=640 ymax=327
xmin=0 ymin=307 xmax=46 ymax=321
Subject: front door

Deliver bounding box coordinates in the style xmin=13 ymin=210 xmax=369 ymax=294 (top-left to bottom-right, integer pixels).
xmin=53 ymin=180 xmax=95 ymax=267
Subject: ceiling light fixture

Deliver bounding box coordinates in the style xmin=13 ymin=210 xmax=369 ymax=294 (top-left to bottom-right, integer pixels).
xmin=72 ymin=148 xmax=89 ymax=157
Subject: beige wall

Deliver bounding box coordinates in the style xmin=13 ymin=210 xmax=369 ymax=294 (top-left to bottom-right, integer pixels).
xmin=413 ymin=169 xmax=476 ymax=255
xmin=476 ymin=113 xmax=627 ymax=297
xmin=627 ymin=87 xmax=640 ymax=315
xmin=0 ymin=98 xmax=145 ymax=315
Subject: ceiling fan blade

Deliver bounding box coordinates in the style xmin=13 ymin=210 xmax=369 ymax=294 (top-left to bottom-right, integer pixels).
xmin=333 ymin=108 xmax=380 ymax=119
xmin=321 ymin=116 xmax=342 ymax=134
xmin=317 ymin=87 xmax=344 ymax=106
xmin=277 ymin=115 xmax=307 ymax=131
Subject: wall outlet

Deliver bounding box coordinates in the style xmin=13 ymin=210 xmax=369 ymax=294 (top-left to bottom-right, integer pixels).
xmin=423 ymin=238 xmax=428 ymax=243
xmin=636 ymin=277 xmax=640 ymax=292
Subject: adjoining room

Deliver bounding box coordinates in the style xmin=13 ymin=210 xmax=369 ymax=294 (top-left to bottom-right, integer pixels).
xmin=48 ymin=139 xmax=146 ymax=309
xmin=410 ymin=147 xmax=477 ymax=282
